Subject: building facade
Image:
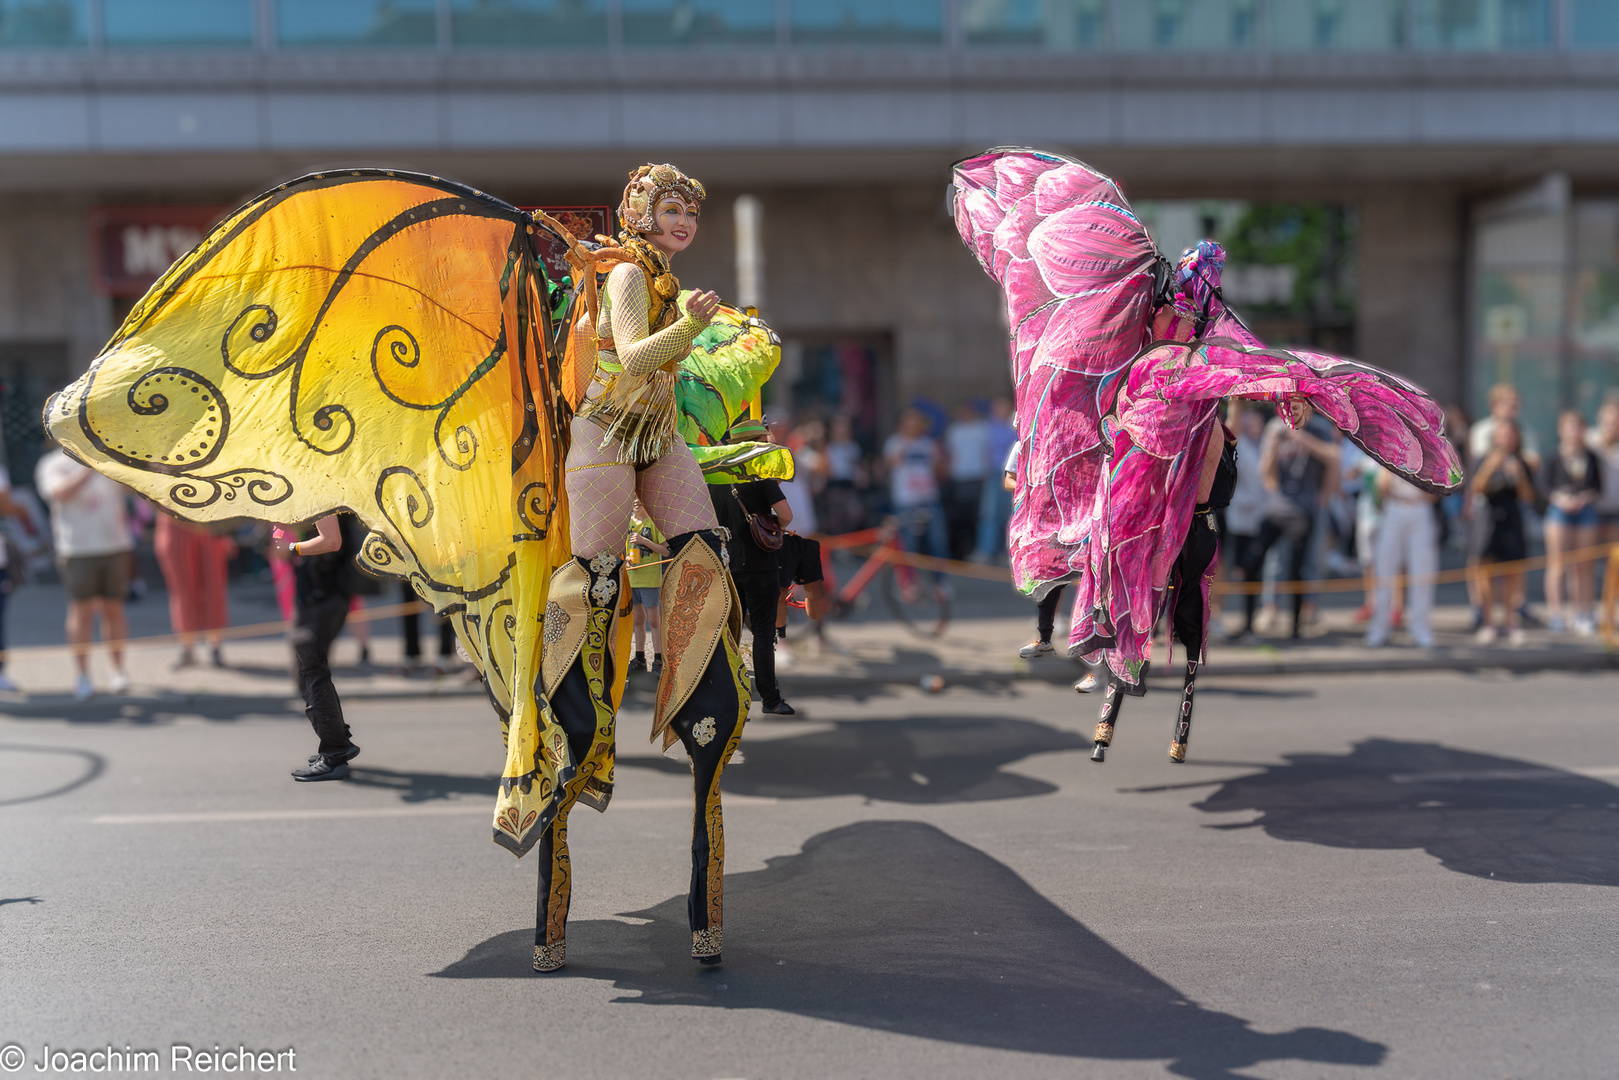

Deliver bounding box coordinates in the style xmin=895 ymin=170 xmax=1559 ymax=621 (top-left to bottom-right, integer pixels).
xmin=1 ymin=0 xmax=1617 ymax=468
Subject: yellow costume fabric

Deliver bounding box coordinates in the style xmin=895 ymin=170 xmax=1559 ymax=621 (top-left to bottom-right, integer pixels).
xmin=44 ymin=170 xmax=599 ymax=857
xmin=577 ymin=257 xmax=711 ymax=465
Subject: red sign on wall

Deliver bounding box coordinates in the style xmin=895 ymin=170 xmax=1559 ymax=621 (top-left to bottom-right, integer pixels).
xmin=89 ymin=206 xmax=226 ymax=296
xmin=91 ymin=203 xmax=612 ymax=297
xmin=524 ymin=206 xmax=614 ymax=285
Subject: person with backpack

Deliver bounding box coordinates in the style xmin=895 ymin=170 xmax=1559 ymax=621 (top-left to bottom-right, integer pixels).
xmin=275 ymin=513 xmax=367 ymax=781
xmin=711 ymin=478 xmax=795 ymax=716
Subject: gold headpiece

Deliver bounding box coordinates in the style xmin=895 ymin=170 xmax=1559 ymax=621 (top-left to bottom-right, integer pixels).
xmin=619 ymin=163 xmax=706 ymax=235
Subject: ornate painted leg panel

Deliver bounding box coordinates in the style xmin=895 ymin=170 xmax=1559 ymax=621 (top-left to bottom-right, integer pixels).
xmin=1092 ymin=674 xmax=1124 ymax=763
xmin=533 ymin=552 xmax=624 ymax=972
xmin=1169 ymin=659 xmax=1198 ymax=763
xmin=653 ymin=529 xmax=749 ymax=964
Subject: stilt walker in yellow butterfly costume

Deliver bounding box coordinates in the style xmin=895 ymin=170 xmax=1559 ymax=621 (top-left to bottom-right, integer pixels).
xmin=43 ymin=162 xmax=755 ymax=972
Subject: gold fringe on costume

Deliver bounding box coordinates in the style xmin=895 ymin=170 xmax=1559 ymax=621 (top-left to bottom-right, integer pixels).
xmin=532 ymin=212 xmax=688 ymax=466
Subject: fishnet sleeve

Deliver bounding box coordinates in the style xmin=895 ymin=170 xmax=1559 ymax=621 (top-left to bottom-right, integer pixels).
xmin=604 ymin=263 xmax=711 ymax=378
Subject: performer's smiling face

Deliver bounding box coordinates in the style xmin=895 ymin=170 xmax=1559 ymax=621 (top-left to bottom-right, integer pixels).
xmin=646 ymin=195 xmax=699 ymax=256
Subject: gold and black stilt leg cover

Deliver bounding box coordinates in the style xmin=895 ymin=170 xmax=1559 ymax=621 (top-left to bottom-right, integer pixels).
xmin=533 ymin=551 xmax=630 ymax=972
xmin=654 ymin=528 xmax=749 ymax=961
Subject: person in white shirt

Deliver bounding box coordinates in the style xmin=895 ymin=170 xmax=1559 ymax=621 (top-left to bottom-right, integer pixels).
xmin=1365 ymin=465 xmax=1439 ymax=649
xmin=1467 ymin=383 xmax=1541 ymax=466
xmin=882 ymin=407 xmax=950 ymax=589
xmin=36 ymin=445 xmax=135 ymax=699
xmin=943 ymin=401 xmax=991 ymax=558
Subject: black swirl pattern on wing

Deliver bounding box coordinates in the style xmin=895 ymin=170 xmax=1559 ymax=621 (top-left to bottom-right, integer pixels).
xmin=220 ymin=304 xmax=285 ymax=378
xmin=373 ymin=465 xmax=516 ymax=603
xmin=168 ymin=469 xmax=292 ymax=509
xmin=513 ymin=481 xmax=552 ymax=541
xmin=369 ymin=290 xmax=512 ymax=474
xmin=72 ymin=366 xmax=229 ymax=475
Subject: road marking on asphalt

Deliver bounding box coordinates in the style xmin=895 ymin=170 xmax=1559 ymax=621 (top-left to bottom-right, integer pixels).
xmin=92 ymin=795 xmax=779 ymax=825
xmin=1390 ymin=766 xmax=1619 ymax=784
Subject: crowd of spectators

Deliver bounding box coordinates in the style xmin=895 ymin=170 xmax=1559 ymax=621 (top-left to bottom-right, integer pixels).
xmin=774 ymin=381 xmax=1619 ymax=651
xmin=5 ymin=379 xmax=1617 ymax=700
xmin=1217 ymin=383 xmax=1619 ymax=648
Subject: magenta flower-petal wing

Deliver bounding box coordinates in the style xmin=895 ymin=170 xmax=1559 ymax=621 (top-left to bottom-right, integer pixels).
xmin=1163 ymin=337 xmax=1465 ymax=494
xmin=950 ymin=148 xmax=1159 ymax=598
xmin=949 ymin=148 xmax=1463 ymax=695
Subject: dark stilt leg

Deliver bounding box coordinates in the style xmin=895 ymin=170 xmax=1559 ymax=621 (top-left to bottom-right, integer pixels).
xmin=533 ymin=553 xmax=622 ymax=973
xmin=1092 ymin=676 xmax=1124 ymax=762
xmin=1169 ymin=659 xmax=1198 ymax=763
xmin=653 ymin=529 xmax=749 ymax=964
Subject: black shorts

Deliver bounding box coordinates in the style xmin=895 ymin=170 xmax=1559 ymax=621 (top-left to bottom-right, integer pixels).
xmin=776 ymin=533 xmax=825 ymax=590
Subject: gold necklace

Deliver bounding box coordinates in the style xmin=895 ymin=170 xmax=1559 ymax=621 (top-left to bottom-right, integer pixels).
xmin=618 ymin=233 xmax=680 ymax=329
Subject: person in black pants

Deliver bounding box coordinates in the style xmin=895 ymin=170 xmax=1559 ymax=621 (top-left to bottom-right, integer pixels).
xmin=1234 ymin=413 xmax=1338 ymax=640
xmin=279 ymin=513 xmax=365 ymax=781
xmin=711 ymin=478 xmax=795 ymax=716
xmin=398 ymin=579 xmax=456 ymax=674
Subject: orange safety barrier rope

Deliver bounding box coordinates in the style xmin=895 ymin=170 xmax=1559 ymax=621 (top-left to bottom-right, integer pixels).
xmin=0 ymin=598 xmax=432 ymax=667
xmin=802 ymin=533 xmax=1619 ymax=596
xmin=7 ymin=537 xmax=1607 ymax=669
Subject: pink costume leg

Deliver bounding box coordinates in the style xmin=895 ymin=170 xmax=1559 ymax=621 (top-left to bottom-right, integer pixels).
xmin=536 ymin=415 xmax=638 ymax=972
xmin=565 ymin=416 xmax=637 ymax=558
xmin=637 ymin=441 xmax=742 ymax=964
xmin=635 ymin=442 xmax=719 ymax=537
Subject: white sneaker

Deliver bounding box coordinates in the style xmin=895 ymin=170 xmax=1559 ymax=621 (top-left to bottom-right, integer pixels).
xmin=1507 ymin=627 xmax=1527 ymax=648
xmin=1019 ymin=639 xmax=1055 ymax=659
xmin=1573 ymin=615 xmax=1597 ymax=638
xmin=108 ymin=670 xmax=132 ymax=694
xmin=1475 ymin=626 xmax=1497 ymax=645
xmin=73 ymin=674 xmax=94 ymax=700
xmin=0 ymin=672 xmax=19 ymax=692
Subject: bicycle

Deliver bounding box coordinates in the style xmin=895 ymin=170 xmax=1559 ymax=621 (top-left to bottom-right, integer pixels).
xmin=786 ymin=516 xmax=952 ymax=638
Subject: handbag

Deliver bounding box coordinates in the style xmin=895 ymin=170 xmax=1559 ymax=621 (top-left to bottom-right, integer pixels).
xmin=731 ymin=485 xmax=784 ymax=552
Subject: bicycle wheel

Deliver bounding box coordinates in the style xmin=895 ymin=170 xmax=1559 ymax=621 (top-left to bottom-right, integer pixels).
xmin=881 ymin=561 xmax=951 ymax=637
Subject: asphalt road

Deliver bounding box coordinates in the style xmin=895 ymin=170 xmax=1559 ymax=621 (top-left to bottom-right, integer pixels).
xmin=3 ymin=667 xmax=1617 ymax=1079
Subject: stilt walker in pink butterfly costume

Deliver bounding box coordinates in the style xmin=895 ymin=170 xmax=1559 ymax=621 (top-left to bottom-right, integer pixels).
xmin=949 ymin=148 xmax=1464 ymax=763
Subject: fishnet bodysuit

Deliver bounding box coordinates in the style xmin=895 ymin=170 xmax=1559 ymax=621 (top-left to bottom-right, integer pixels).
xmin=566 ymin=263 xmax=717 ymax=557
xmin=598 ymin=262 xmax=706 ymax=377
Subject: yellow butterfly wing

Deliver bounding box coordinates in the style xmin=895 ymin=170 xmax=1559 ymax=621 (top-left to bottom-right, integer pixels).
xmin=46 ymin=170 xmax=573 ymax=856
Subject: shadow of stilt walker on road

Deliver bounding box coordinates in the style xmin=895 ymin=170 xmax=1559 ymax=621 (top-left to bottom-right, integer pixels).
xmin=624 ymin=715 xmax=1087 ymax=803
xmin=1194 ymin=738 xmax=1619 ymax=887
xmin=433 ymin=821 xmax=1383 ymax=1079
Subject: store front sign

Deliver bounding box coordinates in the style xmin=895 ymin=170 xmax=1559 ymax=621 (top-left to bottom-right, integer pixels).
xmin=91 ymin=203 xmax=610 ymax=299
xmin=523 ymin=206 xmax=613 ymax=286
xmin=89 ymin=206 xmax=225 ymax=296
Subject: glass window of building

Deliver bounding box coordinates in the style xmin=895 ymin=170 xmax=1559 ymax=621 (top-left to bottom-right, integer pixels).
xmin=1572 ymin=202 xmax=1619 ymax=421
xmin=1411 ymin=0 xmax=1551 ymax=49
xmin=1471 ymin=198 xmax=1568 ymax=450
xmin=450 ymin=0 xmax=609 ymax=48
xmin=788 ymin=0 xmax=943 ymax=46
xmin=0 ymin=0 xmax=89 ymax=46
xmin=103 ymin=0 xmax=254 ymax=47
xmin=622 ymin=0 xmax=776 ymax=47
xmin=1112 ymin=0 xmax=1260 ymax=51
xmin=962 ymin=0 xmax=1108 ymax=49
xmin=1571 ymin=0 xmax=1619 ymax=47
xmin=1267 ymin=0 xmax=1403 ymax=49
xmin=279 ymin=0 xmax=437 ymax=47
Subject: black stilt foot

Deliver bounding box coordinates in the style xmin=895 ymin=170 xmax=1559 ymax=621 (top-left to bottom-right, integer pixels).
xmin=1090 ymin=744 xmax=1106 ymax=762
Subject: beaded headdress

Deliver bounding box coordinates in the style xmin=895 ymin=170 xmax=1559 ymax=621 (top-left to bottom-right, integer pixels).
xmin=618 ymin=163 xmax=707 ymax=235
xmin=1171 ymin=240 xmax=1226 ymax=336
